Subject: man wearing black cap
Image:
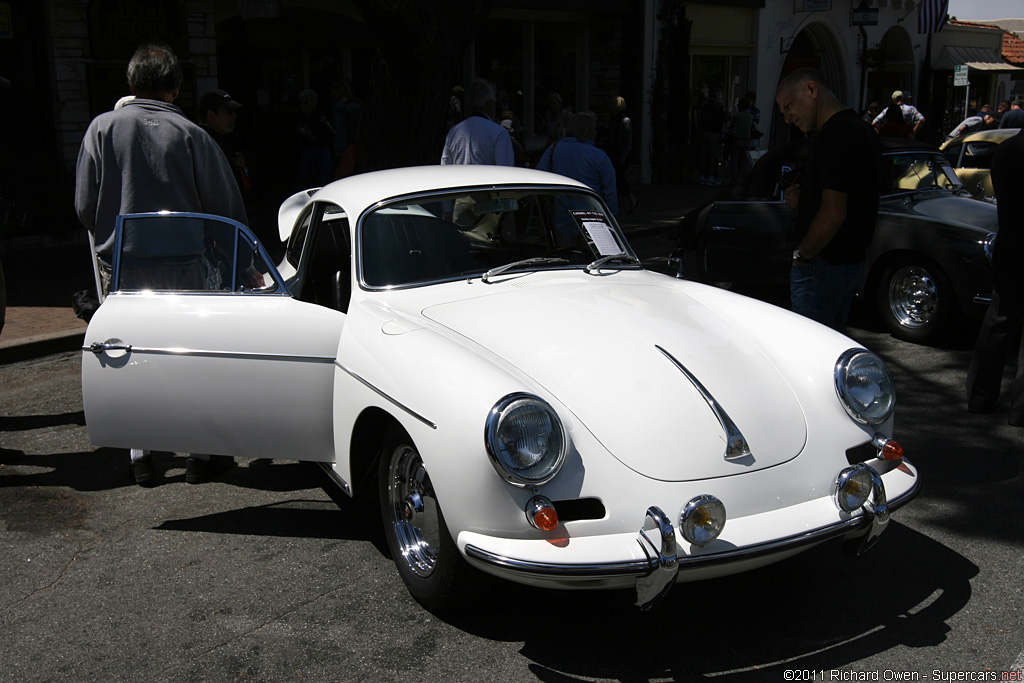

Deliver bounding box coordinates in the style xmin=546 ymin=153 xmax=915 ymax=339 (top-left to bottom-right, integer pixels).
xmin=198 ymin=89 xmax=251 ymax=200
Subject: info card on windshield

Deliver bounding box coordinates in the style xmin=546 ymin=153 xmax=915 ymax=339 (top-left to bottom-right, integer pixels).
xmin=571 ymin=211 xmax=621 ymax=256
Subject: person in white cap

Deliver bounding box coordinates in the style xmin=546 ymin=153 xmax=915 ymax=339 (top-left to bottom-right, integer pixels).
xmin=872 ymin=90 xmax=925 ymax=137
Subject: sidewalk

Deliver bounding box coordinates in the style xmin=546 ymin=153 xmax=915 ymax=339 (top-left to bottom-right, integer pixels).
xmin=0 ymin=234 xmax=93 ymax=363
xmin=0 ymin=181 xmax=721 ymax=363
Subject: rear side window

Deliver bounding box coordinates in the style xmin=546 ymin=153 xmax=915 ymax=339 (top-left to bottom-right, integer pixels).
xmin=961 ymin=142 xmax=997 ymax=170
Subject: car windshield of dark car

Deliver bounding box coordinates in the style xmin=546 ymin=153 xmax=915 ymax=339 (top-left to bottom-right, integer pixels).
xmin=885 ymin=152 xmax=962 ymax=195
xmin=359 ymin=189 xmax=632 ymax=288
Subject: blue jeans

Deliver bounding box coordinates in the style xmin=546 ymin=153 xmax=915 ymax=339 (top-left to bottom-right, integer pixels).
xmin=790 ymin=258 xmax=865 ymax=333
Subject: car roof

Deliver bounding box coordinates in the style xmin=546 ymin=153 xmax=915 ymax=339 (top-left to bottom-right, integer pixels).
xmin=948 ymin=128 xmax=1019 ymax=145
xmin=278 ymin=165 xmax=593 ymax=242
xmin=318 ymin=165 xmax=587 ymax=213
xmin=939 ymin=128 xmax=1019 ymax=150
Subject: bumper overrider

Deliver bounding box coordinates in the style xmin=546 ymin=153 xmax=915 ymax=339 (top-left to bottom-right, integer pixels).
xmin=463 ymin=460 xmax=919 ymax=610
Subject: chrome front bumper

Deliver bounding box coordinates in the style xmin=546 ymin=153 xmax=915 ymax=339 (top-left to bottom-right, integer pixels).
xmin=464 ymin=469 xmax=919 ymax=610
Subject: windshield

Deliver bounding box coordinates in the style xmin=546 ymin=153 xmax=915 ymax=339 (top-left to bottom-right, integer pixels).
xmin=359 ymin=188 xmax=632 ymax=288
xmin=884 ymin=152 xmax=962 ymax=195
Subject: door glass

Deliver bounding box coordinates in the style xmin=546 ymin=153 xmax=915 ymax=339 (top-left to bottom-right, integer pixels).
xmin=114 ymin=213 xmax=279 ymax=293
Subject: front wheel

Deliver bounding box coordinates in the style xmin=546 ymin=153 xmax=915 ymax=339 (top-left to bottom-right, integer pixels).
xmin=876 ymin=260 xmax=954 ymax=344
xmin=378 ymin=427 xmax=477 ymax=610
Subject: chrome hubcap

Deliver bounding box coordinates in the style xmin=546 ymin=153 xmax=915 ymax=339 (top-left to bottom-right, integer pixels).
xmin=888 ymin=266 xmax=937 ymax=328
xmin=386 ymin=445 xmax=440 ymax=578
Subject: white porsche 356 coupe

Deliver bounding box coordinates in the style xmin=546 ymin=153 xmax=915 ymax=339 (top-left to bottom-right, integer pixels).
xmin=81 ymin=166 xmax=918 ymax=610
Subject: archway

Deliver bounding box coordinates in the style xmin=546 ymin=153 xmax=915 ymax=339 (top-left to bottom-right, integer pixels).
xmin=770 ymin=21 xmax=849 ymax=148
xmin=866 ymin=26 xmax=916 ymax=114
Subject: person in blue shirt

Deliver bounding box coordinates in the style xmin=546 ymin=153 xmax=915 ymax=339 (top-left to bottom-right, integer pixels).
xmin=440 ymin=79 xmax=513 ymax=166
xmin=536 ymin=111 xmax=618 ymax=215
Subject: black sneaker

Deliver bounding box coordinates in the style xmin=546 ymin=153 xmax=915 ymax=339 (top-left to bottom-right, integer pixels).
xmin=185 ymin=454 xmax=236 ymax=484
xmin=131 ymin=449 xmax=157 ymax=486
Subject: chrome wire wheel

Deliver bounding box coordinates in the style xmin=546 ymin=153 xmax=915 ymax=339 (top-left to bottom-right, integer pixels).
xmin=887 ymin=265 xmax=938 ymax=329
xmin=385 ymin=443 xmax=441 ymax=579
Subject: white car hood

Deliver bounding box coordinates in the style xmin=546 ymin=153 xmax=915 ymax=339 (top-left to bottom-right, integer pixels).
xmin=421 ymin=276 xmax=807 ymax=481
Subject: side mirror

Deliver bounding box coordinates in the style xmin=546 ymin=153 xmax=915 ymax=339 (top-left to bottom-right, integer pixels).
xmin=643 ymin=255 xmax=684 ymax=279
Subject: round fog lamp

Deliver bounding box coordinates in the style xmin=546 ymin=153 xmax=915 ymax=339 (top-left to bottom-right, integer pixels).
xmin=679 ymin=495 xmax=726 ymax=546
xmin=834 ymin=465 xmax=873 ymax=513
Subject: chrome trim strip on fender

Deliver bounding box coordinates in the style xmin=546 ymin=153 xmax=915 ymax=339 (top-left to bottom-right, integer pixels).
xmin=655 ymin=345 xmax=751 ymax=461
xmin=335 ymin=362 xmax=437 ymax=430
xmin=463 ymin=479 xmax=920 ymax=580
xmin=84 ymin=343 xmax=336 ymax=364
xmin=83 ymin=342 xmax=438 ymax=430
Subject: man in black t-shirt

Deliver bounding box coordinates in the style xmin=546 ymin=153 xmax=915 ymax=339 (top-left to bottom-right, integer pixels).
xmin=775 ymin=68 xmax=882 ymax=332
xmin=966 ymin=128 xmax=1024 ymax=426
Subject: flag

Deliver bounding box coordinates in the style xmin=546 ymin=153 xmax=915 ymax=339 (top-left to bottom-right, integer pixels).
xmin=918 ymin=0 xmax=949 ymax=34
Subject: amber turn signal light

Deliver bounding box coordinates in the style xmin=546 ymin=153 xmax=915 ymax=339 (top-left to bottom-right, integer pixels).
xmin=872 ymin=434 xmax=903 ymax=461
xmin=526 ymin=496 xmax=559 ymax=531
xmin=880 ymin=439 xmax=903 ymax=461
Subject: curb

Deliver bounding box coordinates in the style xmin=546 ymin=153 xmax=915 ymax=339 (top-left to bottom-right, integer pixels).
xmin=0 ymin=328 xmax=85 ymax=364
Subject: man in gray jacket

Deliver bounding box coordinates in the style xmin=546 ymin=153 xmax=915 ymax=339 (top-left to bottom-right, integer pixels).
xmin=75 ymin=42 xmax=246 ymax=486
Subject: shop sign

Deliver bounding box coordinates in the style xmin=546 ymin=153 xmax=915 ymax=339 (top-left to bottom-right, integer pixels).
xmin=852 ymin=8 xmax=878 ymax=25
xmin=796 ymin=0 xmax=833 ymax=11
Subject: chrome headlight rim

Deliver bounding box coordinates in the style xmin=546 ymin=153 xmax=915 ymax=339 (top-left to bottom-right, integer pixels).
xmin=834 ymin=348 xmax=896 ymax=426
xmin=484 ymin=393 xmax=567 ymax=487
xmin=679 ymin=494 xmax=727 ymax=546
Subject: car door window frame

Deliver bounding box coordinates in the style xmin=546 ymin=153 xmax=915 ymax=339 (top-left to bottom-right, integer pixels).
xmin=294 ymin=202 xmax=353 ymax=312
xmin=111 ymin=211 xmax=288 ymax=295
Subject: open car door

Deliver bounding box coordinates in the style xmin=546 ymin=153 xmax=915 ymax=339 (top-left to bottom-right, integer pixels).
xmin=81 ymin=212 xmax=345 ymax=462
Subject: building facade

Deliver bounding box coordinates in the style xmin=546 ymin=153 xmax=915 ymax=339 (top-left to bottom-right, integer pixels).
xmin=1 ymin=0 xmax=1022 ymax=244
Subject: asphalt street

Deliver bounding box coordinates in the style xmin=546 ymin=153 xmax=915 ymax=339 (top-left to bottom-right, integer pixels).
xmin=2 ymin=233 xmax=1023 ymax=681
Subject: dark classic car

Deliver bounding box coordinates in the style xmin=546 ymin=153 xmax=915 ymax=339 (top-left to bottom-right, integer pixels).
xmin=676 ymin=138 xmax=998 ymax=343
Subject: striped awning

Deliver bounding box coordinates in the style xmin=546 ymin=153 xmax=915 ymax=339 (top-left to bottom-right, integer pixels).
xmin=933 ymin=45 xmax=1024 ymax=71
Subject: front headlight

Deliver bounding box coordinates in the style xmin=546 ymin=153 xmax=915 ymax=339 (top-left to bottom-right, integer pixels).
xmin=834 ymin=349 xmax=896 ymax=425
xmin=485 ymin=393 xmax=566 ymax=486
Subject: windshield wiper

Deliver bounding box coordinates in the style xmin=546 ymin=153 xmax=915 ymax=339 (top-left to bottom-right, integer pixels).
xmin=585 ymin=252 xmax=641 ymax=274
xmin=481 ymin=257 xmax=568 ymax=283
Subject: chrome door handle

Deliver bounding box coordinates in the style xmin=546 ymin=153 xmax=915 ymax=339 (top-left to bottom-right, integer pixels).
xmin=710 ymin=225 xmax=735 ymax=231
xmin=88 ymin=341 xmax=132 ymax=354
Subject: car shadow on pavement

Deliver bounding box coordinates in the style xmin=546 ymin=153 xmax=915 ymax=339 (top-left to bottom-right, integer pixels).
xmin=441 ymin=522 xmax=976 ymax=680
xmin=0 ymin=410 xmax=86 ymax=432
xmin=154 ymin=498 xmax=382 ymax=544
xmin=0 ymin=448 xmax=329 ymax=494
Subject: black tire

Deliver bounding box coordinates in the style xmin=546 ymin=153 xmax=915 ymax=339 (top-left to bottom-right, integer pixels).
xmin=377 ymin=426 xmax=477 ymax=610
xmin=875 ymin=259 xmax=955 ymax=344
